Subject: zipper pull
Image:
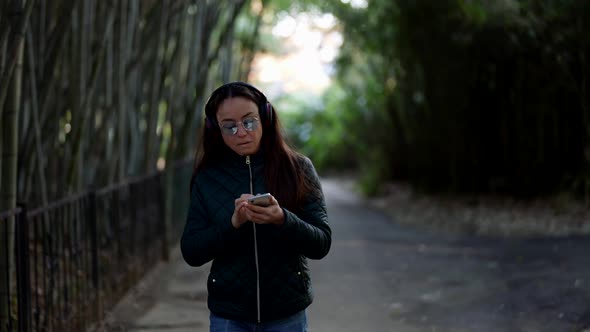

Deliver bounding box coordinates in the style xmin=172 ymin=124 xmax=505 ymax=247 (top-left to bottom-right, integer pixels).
xmin=246 ymin=155 xmax=250 ymax=165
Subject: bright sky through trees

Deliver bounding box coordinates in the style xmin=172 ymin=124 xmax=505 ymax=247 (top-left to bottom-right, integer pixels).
xmin=251 ymin=11 xmax=342 ymax=97
xmin=341 ymin=0 xmax=368 ymax=9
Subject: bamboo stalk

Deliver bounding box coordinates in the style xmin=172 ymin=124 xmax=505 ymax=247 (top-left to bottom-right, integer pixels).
xmin=66 ymin=7 xmax=116 ymax=191
xmin=0 ymin=0 xmax=27 ymax=325
xmin=0 ymin=0 xmax=34 ymax=113
xmin=144 ymin=0 xmax=169 ymax=173
xmin=239 ymin=0 xmax=266 ymax=80
xmin=176 ymin=1 xmax=246 ymax=157
xmin=25 ymin=27 xmax=49 ymax=209
xmin=105 ymin=1 xmax=116 ymax=185
xmin=117 ymin=0 xmax=128 ymax=182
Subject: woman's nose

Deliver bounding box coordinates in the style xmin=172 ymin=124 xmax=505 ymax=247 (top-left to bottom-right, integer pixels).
xmin=236 ymin=124 xmax=248 ymax=136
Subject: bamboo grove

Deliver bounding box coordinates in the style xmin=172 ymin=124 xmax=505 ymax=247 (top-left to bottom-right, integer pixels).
xmin=0 ymin=0 xmax=268 ymax=211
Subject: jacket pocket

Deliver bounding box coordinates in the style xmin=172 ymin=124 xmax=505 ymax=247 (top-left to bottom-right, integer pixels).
xmin=296 ymin=256 xmax=311 ymax=291
xmin=207 ymin=271 xmax=232 ymax=300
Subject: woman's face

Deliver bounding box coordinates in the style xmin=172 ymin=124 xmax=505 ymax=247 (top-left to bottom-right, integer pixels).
xmin=216 ymin=97 xmax=263 ymax=156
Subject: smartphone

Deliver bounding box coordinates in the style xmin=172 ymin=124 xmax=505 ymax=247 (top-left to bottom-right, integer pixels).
xmin=248 ymin=193 xmax=272 ymax=207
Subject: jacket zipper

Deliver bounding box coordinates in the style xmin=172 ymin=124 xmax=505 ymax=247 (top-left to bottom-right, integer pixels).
xmin=246 ymin=155 xmax=261 ymax=323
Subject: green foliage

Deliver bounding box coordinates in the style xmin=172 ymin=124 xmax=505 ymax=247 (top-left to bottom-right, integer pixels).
xmin=278 ymin=85 xmax=357 ymax=173
xmin=315 ymin=0 xmax=590 ymax=198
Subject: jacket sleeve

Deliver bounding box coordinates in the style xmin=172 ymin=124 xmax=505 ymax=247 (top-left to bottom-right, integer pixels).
xmin=180 ymin=178 xmax=240 ymax=266
xmin=277 ymin=157 xmax=332 ymax=259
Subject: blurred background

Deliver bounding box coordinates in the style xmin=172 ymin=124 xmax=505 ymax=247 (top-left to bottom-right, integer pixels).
xmin=1 ymin=0 xmax=589 ymax=208
xmin=2 ymin=0 xmax=590 ymax=211
xmin=1 ymin=1 xmax=590 ymax=331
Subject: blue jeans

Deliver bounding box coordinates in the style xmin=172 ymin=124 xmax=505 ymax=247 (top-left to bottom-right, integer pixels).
xmin=209 ymin=310 xmax=307 ymax=332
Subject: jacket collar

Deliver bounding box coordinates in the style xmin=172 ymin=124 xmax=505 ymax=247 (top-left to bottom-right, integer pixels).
xmin=224 ymin=147 xmax=265 ymax=167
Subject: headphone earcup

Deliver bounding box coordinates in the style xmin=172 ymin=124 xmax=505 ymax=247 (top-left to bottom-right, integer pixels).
xmin=265 ymin=102 xmax=273 ymax=126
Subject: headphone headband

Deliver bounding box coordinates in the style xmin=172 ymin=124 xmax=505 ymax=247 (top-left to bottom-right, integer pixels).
xmin=205 ymin=81 xmax=273 ymax=129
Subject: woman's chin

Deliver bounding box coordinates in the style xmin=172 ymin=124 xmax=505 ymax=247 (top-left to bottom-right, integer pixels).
xmin=233 ymin=145 xmax=259 ymax=156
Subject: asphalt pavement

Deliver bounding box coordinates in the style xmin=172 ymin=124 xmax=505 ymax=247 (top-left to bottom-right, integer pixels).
xmin=97 ymin=178 xmax=590 ymax=332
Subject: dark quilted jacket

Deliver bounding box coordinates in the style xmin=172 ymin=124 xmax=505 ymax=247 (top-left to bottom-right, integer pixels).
xmin=180 ymin=150 xmax=331 ymax=323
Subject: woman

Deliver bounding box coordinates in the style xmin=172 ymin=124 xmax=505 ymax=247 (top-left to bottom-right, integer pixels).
xmin=181 ymin=81 xmax=332 ymax=332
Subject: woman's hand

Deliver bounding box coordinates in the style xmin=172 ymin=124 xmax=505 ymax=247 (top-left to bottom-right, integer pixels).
xmin=245 ymin=195 xmax=285 ymax=226
xmin=231 ymin=194 xmax=252 ymax=229
xmin=232 ymin=194 xmax=285 ymax=228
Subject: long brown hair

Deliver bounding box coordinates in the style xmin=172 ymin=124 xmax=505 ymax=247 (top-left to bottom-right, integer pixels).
xmin=192 ymin=82 xmax=311 ymax=212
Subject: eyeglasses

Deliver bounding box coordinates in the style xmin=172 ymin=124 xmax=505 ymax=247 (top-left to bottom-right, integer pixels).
xmin=219 ymin=117 xmax=260 ymax=136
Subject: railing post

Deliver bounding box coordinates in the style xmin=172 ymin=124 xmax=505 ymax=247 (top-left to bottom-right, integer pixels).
xmin=87 ymin=191 xmax=101 ymax=322
xmin=15 ymin=204 xmax=30 ymax=332
xmin=157 ymin=172 xmax=169 ymax=261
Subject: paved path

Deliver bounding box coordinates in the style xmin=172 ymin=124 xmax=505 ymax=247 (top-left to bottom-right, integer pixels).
xmin=100 ymin=179 xmax=590 ymax=332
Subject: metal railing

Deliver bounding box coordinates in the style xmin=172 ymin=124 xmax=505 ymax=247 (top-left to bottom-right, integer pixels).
xmin=0 ymin=160 xmax=193 ymax=332
xmin=1 ymin=207 xmax=28 ymax=332
xmin=25 ymin=192 xmax=99 ymax=332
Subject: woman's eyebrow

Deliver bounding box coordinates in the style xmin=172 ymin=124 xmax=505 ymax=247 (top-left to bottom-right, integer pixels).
xmin=219 ymin=112 xmax=255 ymax=122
